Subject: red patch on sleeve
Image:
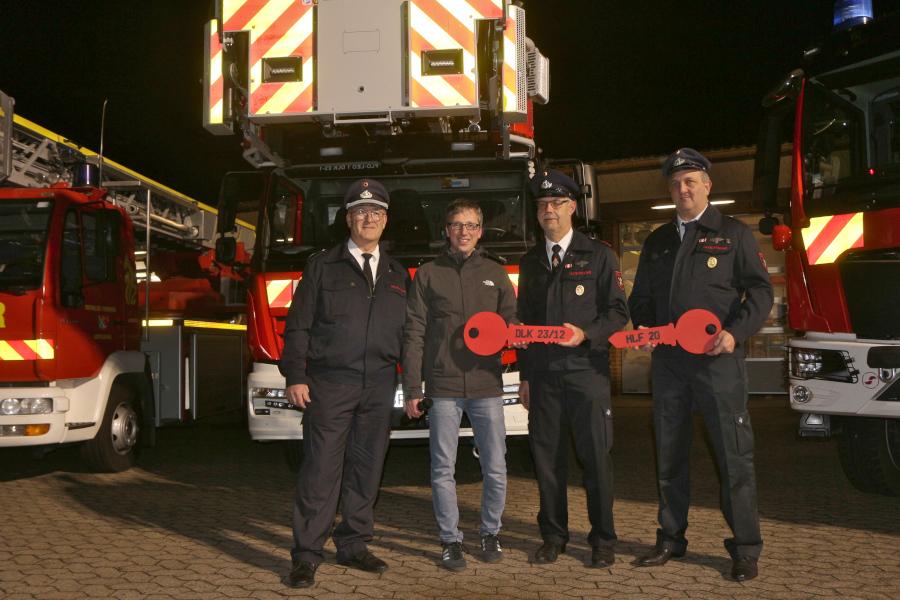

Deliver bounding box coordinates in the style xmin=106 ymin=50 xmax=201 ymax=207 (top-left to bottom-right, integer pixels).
xmin=615 ymin=270 xmax=625 ymax=291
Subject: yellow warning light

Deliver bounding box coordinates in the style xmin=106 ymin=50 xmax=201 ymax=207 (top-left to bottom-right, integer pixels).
xmin=24 ymin=424 xmax=51 ymax=436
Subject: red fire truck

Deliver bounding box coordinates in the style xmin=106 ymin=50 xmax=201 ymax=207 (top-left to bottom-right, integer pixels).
xmin=201 ymin=0 xmax=590 ymax=458
xmin=0 ymin=91 xmax=255 ymax=471
xmin=754 ymin=3 xmax=900 ymax=494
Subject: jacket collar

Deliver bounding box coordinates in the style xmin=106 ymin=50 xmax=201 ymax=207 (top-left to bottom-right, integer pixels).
xmin=672 ymin=203 xmax=723 ymax=233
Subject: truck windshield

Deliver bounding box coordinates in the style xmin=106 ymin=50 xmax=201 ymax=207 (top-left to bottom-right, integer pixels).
xmin=0 ymin=199 xmax=53 ymax=291
xmin=801 ymin=53 xmax=900 ymax=216
xmin=263 ymin=168 xmax=531 ymax=265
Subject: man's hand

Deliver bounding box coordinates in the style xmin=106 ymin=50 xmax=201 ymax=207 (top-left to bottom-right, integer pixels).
xmin=637 ymin=325 xmax=657 ymax=352
xmin=559 ymin=323 xmax=586 ymax=347
xmin=518 ymin=381 xmax=530 ymax=411
xmin=707 ymin=330 xmax=736 ymax=355
xmin=404 ymin=397 xmax=425 ymax=420
xmin=287 ymin=384 xmax=311 ymax=409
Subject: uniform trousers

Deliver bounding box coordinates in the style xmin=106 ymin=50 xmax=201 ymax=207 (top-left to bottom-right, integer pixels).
xmin=651 ymin=351 xmax=763 ymax=559
xmin=291 ymin=375 xmax=394 ymax=565
xmin=528 ymin=368 xmax=616 ymax=548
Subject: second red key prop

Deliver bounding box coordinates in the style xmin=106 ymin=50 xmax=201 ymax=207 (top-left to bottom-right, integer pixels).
xmin=608 ymin=308 xmax=722 ymax=355
xmin=464 ymin=311 xmax=573 ymax=356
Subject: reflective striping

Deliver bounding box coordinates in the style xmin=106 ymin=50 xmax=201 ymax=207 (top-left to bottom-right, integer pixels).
xmin=184 ymin=320 xmax=248 ymax=331
xmin=0 ymin=339 xmax=55 ymax=360
xmin=220 ymin=0 xmax=315 ymax=118
xmin=266 ymin=278 xmax=299 ymax=309
xmin=502 ymin=11 xmax=519 ymax=113
xmin=207 ymin=19 xmax=225 ymax=125
xmin=409 ymin=0 xmax=479 ymax=109
xmin=802 ymin=212 xmax=865 ymax=265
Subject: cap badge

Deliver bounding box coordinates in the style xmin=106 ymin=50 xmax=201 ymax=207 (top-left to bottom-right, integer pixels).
xmin=707 ymin=256 xmax=718 ymax=269
xmin=541 ymin=179 xmax=553 ymax=189
xmin=673 ymin=157 xmax=686 ymax=167
xmin=359 ymin=189 xmax=373 ymax=200
xmin=575 ymin=284 xmax=585 ymax=296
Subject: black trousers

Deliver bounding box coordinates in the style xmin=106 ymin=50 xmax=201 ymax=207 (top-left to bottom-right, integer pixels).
xmin=291 ymin=375 xmax=394 ymax=565
xmin=528 ymin=369 xmax=616 ymax=548
xmin=651 ymin=352 xmax=763 ymax=560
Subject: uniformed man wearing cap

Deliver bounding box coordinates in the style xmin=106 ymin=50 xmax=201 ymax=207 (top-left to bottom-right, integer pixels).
xmin=280 ymin=178 xmax=410 ymax=588
xmin=628 ymin=148 xmax=773 ymax=582
xmin=516 ymin=170 xmax=629 ymax=568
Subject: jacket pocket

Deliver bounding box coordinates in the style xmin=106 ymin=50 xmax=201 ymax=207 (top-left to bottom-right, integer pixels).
xmin=320 ymin=277 xmax=358 ymax=317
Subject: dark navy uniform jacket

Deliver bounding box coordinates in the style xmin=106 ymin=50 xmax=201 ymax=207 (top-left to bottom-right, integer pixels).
xmin=517 ymin=230 xmax=630 ymax=380
xmin=628 ymin=205 xmax=774 ymax=356
xmin=279 ymin=242 xmax=410 ymax=388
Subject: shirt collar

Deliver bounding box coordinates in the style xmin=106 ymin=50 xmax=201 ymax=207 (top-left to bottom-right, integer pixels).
xmin=545 ymin=227 xmax=574 ymax=258
xmin=676 ymin=205 xmax=708 ymax=229
xmin=347 ymin=238 xmax=380 ymax=263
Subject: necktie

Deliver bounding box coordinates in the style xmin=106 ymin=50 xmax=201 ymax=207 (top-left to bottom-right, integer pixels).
xmin=551 ymin=244 xmax=562 ymax=270
xmin=681 ymin=221 xmax=698 ymax=242
xmin=362 ymin=253 xmax=375 ymax=296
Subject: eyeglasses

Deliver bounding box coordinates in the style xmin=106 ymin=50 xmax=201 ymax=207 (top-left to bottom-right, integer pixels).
xmin=446 ymin=222 xmax=482 ymax=232
xmin=350 ymin=208 xmax=387 ymax=221
xmin=535 ymin=198 xmax=572 ymax=210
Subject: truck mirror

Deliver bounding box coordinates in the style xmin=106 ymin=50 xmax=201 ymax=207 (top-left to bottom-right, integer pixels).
xmin=758 ymin=215 xmax=779 ymax=235
xmin=215 ymin=237 xmax=237 ymax=264
xmin=217 ymin=171 xmax=265 ymax=235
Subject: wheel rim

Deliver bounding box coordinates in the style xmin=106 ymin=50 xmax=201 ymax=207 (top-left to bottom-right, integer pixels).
xmin=109 ymin=402 xmax=139 ymax=455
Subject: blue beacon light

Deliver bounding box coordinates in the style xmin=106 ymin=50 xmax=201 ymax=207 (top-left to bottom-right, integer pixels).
xmin=833 ymin=0 xmax=874 ymax=31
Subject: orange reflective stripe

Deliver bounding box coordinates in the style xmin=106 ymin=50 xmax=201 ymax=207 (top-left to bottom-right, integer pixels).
xmin=0 ymin=339 xmax=55 ymax=361
xmin=802 ymin=213 xmax=865 ymax=265
xmin=266 ymin=278 xmax=300 ymax=309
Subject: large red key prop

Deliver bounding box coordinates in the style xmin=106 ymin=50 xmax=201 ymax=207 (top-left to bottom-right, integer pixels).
xmin=608 ymin=309 xmax=722 ymax=354
xmin=464 ymin=311 xmax=573 ymax=356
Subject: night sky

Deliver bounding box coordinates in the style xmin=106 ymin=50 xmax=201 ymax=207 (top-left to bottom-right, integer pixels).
xmin=1 ymin=1 xmax=898 ymax=204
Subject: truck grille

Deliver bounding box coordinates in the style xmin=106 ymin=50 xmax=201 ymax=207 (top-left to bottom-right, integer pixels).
xmin=840 ymin=248 xmax=900 ymax=340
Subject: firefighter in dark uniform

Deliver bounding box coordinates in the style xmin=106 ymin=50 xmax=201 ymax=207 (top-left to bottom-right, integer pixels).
xmin=517 ymin=170 xmax=630 ymax=568
xmin=280 ymin=179 xmax=410 ymax=588
xmin=629 ymin=149 xmax=773 ymax=582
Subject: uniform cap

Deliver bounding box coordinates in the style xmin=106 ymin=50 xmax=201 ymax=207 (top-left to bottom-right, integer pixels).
xmin=662 ymin=148 xmax=711 ymax=178
xmin=344 ymin=178 xmax=390 ymax=210
xmin=529 ymin=170 xmax=579 ymax=200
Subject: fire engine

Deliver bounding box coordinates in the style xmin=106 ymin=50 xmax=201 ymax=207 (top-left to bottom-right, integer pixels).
xmin=0 ymin=91 xmax=255 ymax=471
xmin=201 ymin=0 xmax=591 ymax=459
xmin=754 ymin=0 xmax=900 ymax=494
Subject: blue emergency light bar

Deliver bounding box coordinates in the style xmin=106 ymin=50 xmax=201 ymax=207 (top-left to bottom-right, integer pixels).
xmin=833 ymin=0 xmax=874 ymax=31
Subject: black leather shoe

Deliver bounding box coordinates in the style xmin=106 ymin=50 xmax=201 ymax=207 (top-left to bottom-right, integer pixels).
xmin=590 ymin=546 xmax=615 ymax=568
xmin=533 ymin=541 xmax=566 ymax=564
xmin=635 ymin=546 xmax=685 ymax=567
xmin=337 ymin=550 xmax=388 ymax=573
xmin=731 ymin=556 xmax=758 ymax=582
xmin=287 ymin=561 xmax=317 ymax=588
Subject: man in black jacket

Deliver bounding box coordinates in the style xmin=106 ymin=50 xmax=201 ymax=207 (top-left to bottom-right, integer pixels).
xmin=517 ymin=170 xmax=629 ymax=568
xmin=403 ymin=198 xmax=517 ymax=571
xmin=280 ymin=178 xmax=410 ymax=588
xmin=628 ymin=148 xmax=773 ymax=582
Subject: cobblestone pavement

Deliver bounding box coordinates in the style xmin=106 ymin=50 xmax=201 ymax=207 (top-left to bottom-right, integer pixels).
xmin=1 ymin=396 xmax=898 ymax=600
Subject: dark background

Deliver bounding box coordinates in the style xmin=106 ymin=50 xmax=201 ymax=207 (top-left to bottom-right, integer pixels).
xmin=1 ymin=1 xmax=897 ymax=203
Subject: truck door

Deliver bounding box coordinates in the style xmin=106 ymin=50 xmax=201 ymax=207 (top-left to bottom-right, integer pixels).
xmin=55 ymin=207 xmax=126 ymax=379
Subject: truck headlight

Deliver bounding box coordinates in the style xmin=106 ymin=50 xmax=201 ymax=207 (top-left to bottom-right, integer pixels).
xmin=0 ymin=398 xmax=53 ymax=415
xmin=789 ymin=348 xmax=857 ymax=383
xmin=251 ymin=387 xmax=286 ymax=399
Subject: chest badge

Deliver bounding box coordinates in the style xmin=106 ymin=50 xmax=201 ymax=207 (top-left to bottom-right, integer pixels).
xmin=575 ymin=284 xmax=585 ymax=296
xmin=707 ymin=256 xmax=718 ymax=269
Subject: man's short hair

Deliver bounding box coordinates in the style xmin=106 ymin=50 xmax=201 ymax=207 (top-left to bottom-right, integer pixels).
xmin=445 ymin=198 xmax=483 ymax=224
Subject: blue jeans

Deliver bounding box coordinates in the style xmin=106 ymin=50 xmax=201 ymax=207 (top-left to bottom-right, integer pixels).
xmin=429 ymin=396 xmax=507 ymax=543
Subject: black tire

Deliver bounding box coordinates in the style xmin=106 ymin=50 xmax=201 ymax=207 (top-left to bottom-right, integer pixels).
xmin=838 ymin=418 xmax=900 ymax=496
xmin=81 ymin=383 xmax=141 ymax=472
xmin=284 ymin=439 xmax=304 ymax=472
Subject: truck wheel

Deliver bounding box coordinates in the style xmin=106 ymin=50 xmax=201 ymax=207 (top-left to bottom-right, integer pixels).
xmin=81 ymin=383 xmax=141 ymax=472
xmin=838 ymin=418 xmax=900 ymax=496
xmin=284 ymin=439 xmax=304 ymax=472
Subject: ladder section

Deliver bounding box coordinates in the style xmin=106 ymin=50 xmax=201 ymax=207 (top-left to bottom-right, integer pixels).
xmin=0 ymin=90 xmax=254 ymax=252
